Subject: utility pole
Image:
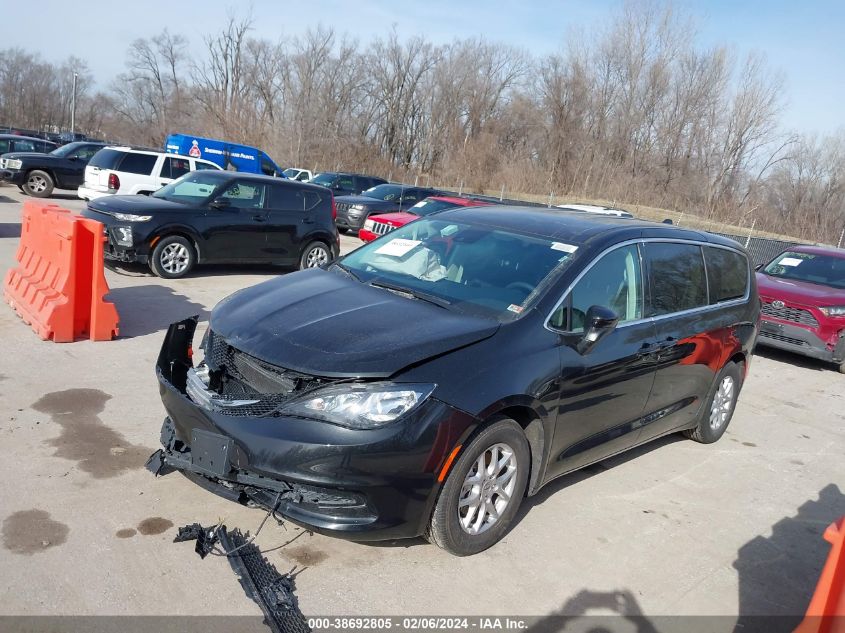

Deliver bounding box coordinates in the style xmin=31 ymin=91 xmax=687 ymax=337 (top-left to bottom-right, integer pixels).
xmin=70 ymin=72 xmax=78 ymax=138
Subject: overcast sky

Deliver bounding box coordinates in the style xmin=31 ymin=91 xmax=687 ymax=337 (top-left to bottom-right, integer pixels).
xmin=5 ymin=0 xmax=844 ymax=136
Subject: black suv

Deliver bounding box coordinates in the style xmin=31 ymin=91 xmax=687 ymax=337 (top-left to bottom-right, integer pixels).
xmin=151 ymin=207 xmax=760 ymax=555
xmin=0 ymin=141 xmax=106 ymax=197
xmin=335 ymin=184 xmax=447 ymax=232
xmin=309 ymin=172 xmax=387 ymax=197
xmin=81 ymin=170 xmax=338 ymax=278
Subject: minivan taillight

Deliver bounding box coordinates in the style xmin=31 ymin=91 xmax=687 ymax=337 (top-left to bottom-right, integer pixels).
xmin=107 ymin=173 xmax=120 ymax=191
xmin=331 ymin=194 xmax=337 ymax=221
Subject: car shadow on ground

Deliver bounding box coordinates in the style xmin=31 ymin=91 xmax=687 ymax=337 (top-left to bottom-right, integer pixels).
xmin=525 ymin=589 xmax=662 ymax=632
xmin=105 ymin=261 xmax=292 ymax=279
xmin=106 ymin=285 xmax=209 ymax=338
xmin=0 ymin=222 xmax=21 ymax=238
xmin=733 ymin=483 xmax=845 ymax=631
xmin=753 ymin=346 xmax=835 ymax=372
xmin=0 ymin=195 xmax=18 ymax=204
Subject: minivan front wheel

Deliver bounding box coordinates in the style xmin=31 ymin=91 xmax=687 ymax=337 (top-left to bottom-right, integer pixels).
xmin=150 ymin=236 xmax=196 ymax=279
xmin=684 ymin=361 xmax=742 ymax=444
xmin=300 ymin=241 xmax=331 ymax=270
xmin=428 ymin=418 xmax=529 ymax=556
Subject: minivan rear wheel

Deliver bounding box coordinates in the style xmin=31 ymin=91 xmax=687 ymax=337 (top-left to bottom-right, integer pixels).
xmin=684 ymin=361 xmax=742 ymax=444
xmin=428 ymin=418 xmax=529 ymax=556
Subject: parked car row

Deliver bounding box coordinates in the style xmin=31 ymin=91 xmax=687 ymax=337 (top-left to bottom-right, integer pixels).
xmin=81 ymin=170 xmax=338 ymax=278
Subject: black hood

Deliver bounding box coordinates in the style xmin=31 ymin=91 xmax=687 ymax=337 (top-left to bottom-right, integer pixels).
xmin=87 ymin=195 xmax=196 ymax=215
xmin=209 ymin=268 xmax=499 ymax=378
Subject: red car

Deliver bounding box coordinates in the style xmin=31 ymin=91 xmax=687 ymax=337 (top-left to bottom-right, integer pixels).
xmin=358 ymin=196 xmax=490 ymax=242
xmin=756 ymin=245 xmax=845 ymax=372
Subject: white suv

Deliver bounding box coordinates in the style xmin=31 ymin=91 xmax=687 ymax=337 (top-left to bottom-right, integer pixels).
xmin=78 ymin=147 xmax=220 ymax=200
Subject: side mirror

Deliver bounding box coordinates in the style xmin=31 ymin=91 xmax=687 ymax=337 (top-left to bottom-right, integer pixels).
xmin=576 ymin=305 xmax=619 ymax=355
xmin=209 ymin=198 xmax=227 ymax=210
xmin=754 ymin=263 xmax=763 ymax=271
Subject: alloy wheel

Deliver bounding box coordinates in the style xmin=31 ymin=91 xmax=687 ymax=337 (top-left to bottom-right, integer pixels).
xmin=160 ymin=243 xmax=190 ymax=275
xmin=27 ymin=174 xmax=48 ymax=193
xmin=709 ymin=376 xmax=735 ymax=430
xmin=457 ymin=442 xmax=518 ymax=535
xmin=305 ymin=246 xmax=329 ymax=268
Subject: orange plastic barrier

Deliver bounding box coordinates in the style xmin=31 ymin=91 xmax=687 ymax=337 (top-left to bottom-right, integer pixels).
xmin=3 ymin=200 xmax=119 ymax=342
xmin=796 ymin=517 xmax=845 ymax=633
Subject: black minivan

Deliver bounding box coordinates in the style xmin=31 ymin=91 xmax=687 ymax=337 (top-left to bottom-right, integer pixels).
xmin=82 ymin=170 xmax=339 ymax=278
xmin=150 ymin=206 xmax=760 ymax=555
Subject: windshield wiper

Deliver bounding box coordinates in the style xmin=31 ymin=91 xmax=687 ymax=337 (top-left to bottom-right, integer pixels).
xmin=333 ymin=262 xmax=362 ymax=282
xmin=369 ymin=279 xmax=451 ymax=309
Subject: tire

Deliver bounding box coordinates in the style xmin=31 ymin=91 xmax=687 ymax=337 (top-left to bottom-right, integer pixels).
xmin=684 ymin=361 xmax=742 ymax=444
xmin=838 ymin=359 xmax=845 ymax=374
xmin=299 ymin=241 xmax=331 ymax=270
xmin=428 ymin=418 xmax=530 ymax=556
xmin=149 ymin=235 xmax=196 ymax=279
xmin=22 ymin=170 xmax=54 ymax=198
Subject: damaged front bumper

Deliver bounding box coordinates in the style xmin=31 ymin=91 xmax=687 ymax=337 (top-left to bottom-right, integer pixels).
xmin=151 ymin=317 xmax=476 ymax=541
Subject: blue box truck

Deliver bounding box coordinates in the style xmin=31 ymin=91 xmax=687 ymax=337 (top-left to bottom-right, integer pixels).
xmin=164 ymin=134 xmax=286 ymax=177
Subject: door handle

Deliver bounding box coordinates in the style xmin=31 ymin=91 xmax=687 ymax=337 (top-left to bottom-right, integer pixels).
xmin=252 ymin=215 xmax=267 ymax=222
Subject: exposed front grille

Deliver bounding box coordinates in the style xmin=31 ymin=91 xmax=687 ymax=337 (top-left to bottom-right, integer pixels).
xmin=370 ymin=221 xmax=395 ymax=236
xmin=201 ymin=330 xmax=327 ymax=417
xmin=761 ymin=301 xmax=819 ymax=328
xmin=336 ymin=203 xmax=351 ymax=213
xmin=759 ymin=331 xmax=808 ymax=347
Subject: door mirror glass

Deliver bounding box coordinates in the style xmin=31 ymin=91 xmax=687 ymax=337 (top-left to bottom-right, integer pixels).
xmin=577 ymin=305 xmax=619 ymax=355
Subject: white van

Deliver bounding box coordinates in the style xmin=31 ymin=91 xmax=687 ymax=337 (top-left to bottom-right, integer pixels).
xmin=78 ymin=147 xmax=220 ymax=200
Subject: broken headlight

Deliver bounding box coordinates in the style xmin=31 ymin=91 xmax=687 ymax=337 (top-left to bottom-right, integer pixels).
xmin=279 ymin=382 xmax=435 ymax=429
xmin=113 ymin=226 xmax=133 ymax=246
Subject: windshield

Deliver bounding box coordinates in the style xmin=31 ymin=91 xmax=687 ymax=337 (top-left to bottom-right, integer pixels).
xmin=763 ymin=251 xmax=845 ymax=289
xmin=50 ymin=142 xmax=87 ymax=158
xmin=283 ymin=168 xmax=300 ymax=178
xmin=152 ymin=171 xmax=224 ymax=205
xmin=360 ymin=184 xmax=407 ymax=201
xmin=310 ymin=173 xmax=337 ymax=186
xmin=406 ymin=198 xmax=462 ymax=216
xmin=336 ymin=218 xmax=578 ymax=320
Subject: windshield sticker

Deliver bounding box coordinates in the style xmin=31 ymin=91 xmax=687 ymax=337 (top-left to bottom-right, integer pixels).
xmin=374 ymin=238 xmax=422 ymax=258
xmin=551 ymin=242 xmax=578 ymax=253
xmin=779 ymin=257 xmax=804 ymax=267
xmin=507 ymin=304 xmax=524 ymax=314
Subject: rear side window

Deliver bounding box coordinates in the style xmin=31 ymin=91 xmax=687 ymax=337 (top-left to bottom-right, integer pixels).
xmin=88 ymin=149 xmax=124 ymax=169
xmin=337 ymin=175 xmax=355 ymax=190
xmin=270 ymin=185 xmax=326 ymax=212
xmin=118 ymin=152 xmax=157 ymax=175
xmin=644 ymin=242 xmax=707 ymax=316
xmin=163 ymin=157 xmax=190 ymax=179
xmin=704 ymin=246 xmax=748 ymax=303
xmin=0 ymin=140 xmax=8 ymax=153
